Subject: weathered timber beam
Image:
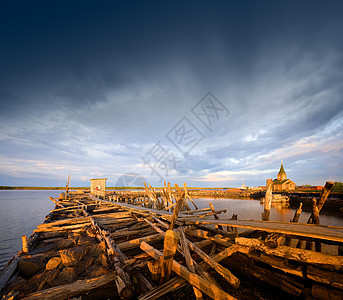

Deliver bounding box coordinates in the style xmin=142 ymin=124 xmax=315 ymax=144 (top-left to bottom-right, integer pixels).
xmin=160 ymin=230 xmax=180 ymax=283
xmin=50 ymin=205 xmax=81 ymax=213
xmin=209 ymin=202 xmax=223 ymax=231
xmin=185 ymin=228 xmax=233 ymax=247
xmin=169 ymin=196 xmax=183 ymax=230
xmin=179 ymin=227 xmax=203 ymax=299
xmin=179 ymin=218 xmax=343 ymax=244
xmin=285 ymin=202 xmax=302 ymax=246
xmin=140 ymin=242 xmax=236 ymax=300
xmin=34 ymin=222 xmax=91 ymax=233
xmin=224 ymin=252 xmax=303 ymax=297
xmin=183 ymin=182 xmax=198 ymax=210
xmin=235 ymin=237 xmax=343 ymax=270
xmin=21 ymin=274 xmax=116 ymax=300
xmin=110 ymin=228 xmax=156 ymax=239
xmin=182 ymin=231 xmax=239 ymax=288
xmin=117 ymin=233 xmax=163 ymax=251
xmin=138 ymin=276 xmax=186 ymax=300
xmin=49 ymin=197 xmax=65 ymax=208
xmin=179 ymin=208 xmax=211 ymax=214
xmin=37 ymin=216 xmax=90 ymax=228
xmin=0 ymin=253 xmax=21 ymax=291
xmin=139 ymin=243 xmax=242 ymax=300
xmin=83 ymin=209 xmax=133 ymax=298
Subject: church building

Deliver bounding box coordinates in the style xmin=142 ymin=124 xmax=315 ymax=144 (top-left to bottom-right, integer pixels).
xmin=272 ymin=162 xmax=295 ymax=191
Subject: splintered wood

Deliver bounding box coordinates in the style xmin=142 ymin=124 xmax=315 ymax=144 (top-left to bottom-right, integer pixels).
xmin=0 ymin=180 xmax=342 ymax=300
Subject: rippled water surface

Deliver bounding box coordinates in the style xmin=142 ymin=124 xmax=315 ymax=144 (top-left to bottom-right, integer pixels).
xmin=0 ymin=190 xmax=59 ymax=269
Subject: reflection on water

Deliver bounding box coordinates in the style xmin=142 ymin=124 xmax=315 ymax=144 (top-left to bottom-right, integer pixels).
xmin=0 ymin=190 xmax=58 ymax=270
xmin=194 ymin=198 xmax=343 ymax=226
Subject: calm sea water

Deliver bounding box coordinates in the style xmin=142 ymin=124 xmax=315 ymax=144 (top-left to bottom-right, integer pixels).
xmin=194 ymin=198 xmax=343 ymax=226
xmin=0 ymin=190 xmax=59 ymax=269
xmin=1 ymin=192 xmax=343 ymax=270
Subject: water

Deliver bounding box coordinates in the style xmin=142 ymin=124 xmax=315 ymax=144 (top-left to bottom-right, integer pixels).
xmin=0 ymin=190 xmax=59 ymax=270
xmin=1 ymin=192 xmax=342 ymax=270
xmin=194 ymin=198 xmax=343 ymax=227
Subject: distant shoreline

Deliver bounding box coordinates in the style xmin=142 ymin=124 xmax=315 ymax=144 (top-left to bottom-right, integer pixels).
xmin=0 ymin=186 xmax=229 ymax=190
xmin=0 ymin=186 xmax=144 ymax=190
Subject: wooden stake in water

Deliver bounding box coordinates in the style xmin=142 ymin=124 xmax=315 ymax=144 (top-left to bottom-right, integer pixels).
xmin=22 ymin=235 xmax=28 ymax=253
xmin=262 ymin=179 xmax=273 ymax=221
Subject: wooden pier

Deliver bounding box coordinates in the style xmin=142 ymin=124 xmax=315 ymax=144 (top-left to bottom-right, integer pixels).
xmin=0 ymin=181 xmax=342 ymax=299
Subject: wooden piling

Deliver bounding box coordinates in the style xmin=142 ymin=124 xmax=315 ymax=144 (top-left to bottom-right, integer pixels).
xmin=160 ymin=230 xmax=180 ymax=283
xmin=21 ymin=235 xmax=28 ymax=253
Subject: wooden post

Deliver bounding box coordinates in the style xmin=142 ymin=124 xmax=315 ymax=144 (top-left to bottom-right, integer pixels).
xmin=167 ymin=182 xmax=173 ymax=206
xmin=262 ymin=179 xmax=273 ymax=221
xmin=22 ymin=235 xmax=28 ymax=253
xmin=209 ymin=202 xmax=223 ymax=232
xmin=169 ymin=194 xmax=184 ymax=230
xmin=261 ymin=179 xmax=273 ymax=240
xmin=65 ymin=171 xmax=70 ymax=199
xmin=160 ymin=230 xmax=180 ymax=283
xmin=148 ymin=257 xmax=163 ymax=282
xmin=175 ymin=183 xmax=191 ymax=211
xmin=227 ymin=214 xmax=237 ymax=234
xmin=316 ymin=181 xmax=334 ymax=210
xmin=298 ymin=181 xmax=333 ymax=249
xmin=184 ymin=182 xmax=198 ymax=210
xmin=285 ymin=202 xmax=302 ymax=246
xmin=306 ymin=198 xmax=321 ymax=251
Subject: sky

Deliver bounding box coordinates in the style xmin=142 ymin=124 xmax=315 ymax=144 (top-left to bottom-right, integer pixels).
xmin=0 ymin=0 xmax=343 ymax=188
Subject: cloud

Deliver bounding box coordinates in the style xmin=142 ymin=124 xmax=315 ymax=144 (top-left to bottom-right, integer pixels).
xmin=0 ymin=1 xmax=343 ymax=186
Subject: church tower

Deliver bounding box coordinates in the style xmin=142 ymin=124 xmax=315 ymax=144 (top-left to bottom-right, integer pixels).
xmin=277 ymin=161 xmax=287 ymax=181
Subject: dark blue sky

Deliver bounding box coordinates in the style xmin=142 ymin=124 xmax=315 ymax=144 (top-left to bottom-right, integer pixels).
xmin=0 ymin=1 xmax=343 ymax=187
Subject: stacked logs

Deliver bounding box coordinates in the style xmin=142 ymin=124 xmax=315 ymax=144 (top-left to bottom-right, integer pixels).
xmin=0 ymin=181 xmax=342 ymax=300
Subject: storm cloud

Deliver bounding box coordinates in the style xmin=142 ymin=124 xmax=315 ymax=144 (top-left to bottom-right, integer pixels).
xmin=0 ymin=1 xmax=342 ymax=187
